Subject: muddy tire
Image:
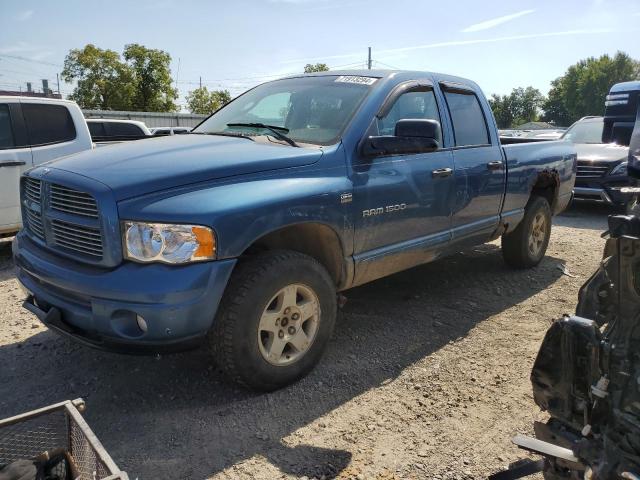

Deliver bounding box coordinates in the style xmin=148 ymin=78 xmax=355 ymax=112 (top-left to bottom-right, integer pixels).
xmin=502 ymin=196 xmax=552 ymax=269
xmin=210 ymin=250 xmax=337 ymax=391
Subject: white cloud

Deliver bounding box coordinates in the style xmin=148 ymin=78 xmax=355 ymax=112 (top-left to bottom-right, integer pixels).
xmin=0 ymin=42 xmax=38 ymax=55
xmin=268 ymin=0 xmax=326 ymax=3
xmin=267 ymin=0 xmax=363 ymax=9
xmin=282 ymin=29 xmax=614 ymax=64
xmin=0 ymin=42 xmax=55 ymax=64
xmin=462 ymin=9 xmax=535 ymax=33
xmin=16 ymin=10 xmax=34 ymax=21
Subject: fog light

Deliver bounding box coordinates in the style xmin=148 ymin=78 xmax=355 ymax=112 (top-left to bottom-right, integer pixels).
xmin=136 ymin=315 xmax=148 ymax=333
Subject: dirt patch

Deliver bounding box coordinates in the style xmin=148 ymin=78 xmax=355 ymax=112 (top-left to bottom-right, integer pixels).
xmin=0 ymin=204 xmax=610 ymax=479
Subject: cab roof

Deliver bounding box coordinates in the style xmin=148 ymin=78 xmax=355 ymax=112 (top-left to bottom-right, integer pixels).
xmin=279 ymin=69 xmax=481 ymax=91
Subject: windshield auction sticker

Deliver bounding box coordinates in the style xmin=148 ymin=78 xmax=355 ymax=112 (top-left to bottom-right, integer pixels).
xmin=335 ymin=76 xmax=378 ymax=85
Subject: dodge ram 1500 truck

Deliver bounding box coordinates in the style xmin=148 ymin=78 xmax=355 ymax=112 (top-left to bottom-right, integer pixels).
xmin=13 ymin=70 xmax=576 ymax=390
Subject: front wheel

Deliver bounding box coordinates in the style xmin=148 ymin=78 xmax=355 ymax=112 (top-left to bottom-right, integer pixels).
xmin=502 ymin=196 xmax=552 ymax=268
xmin=210 ymin=250 xmax=337 ymax=391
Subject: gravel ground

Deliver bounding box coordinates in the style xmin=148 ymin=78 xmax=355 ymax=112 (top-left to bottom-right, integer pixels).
xmin=0 ymin=204 xmax=611 ymax=479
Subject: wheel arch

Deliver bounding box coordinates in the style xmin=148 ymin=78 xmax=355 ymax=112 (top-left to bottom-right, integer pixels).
xmin=241 ymin=222 xmax=349 ymax=289
xmin=529 ymin=169 xmax=560 ymax=211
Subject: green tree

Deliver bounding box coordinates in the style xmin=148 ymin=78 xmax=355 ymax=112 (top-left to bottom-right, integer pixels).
xmin=123 ymin=44 xmax=178 ymax=112
xmin=61 ymin=44 xmax=134 ymax=110
xmin=304 ymin=63 xmax=329 ymax=73
xmin=543 ymin=52 xmax=640 ymax=126
xmin=62 ymin=43 xmax=178 ymax=112
xmin=185 ymin=87 xmax=231 ymax=114
xmin=489 ymin=86 xmax=545 ymax=129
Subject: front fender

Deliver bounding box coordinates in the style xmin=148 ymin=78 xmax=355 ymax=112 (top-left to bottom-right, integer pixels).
xmin=117 ymin=169 xmax=353 ymax=259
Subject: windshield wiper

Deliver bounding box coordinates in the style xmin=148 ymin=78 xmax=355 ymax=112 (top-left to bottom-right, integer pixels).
xmin=227 ymin=123 xmax=300 ymax=147
xmin=188 ymin=131 xmax=254 ymax=141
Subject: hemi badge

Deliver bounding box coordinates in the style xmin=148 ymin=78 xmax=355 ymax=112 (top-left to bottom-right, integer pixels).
xmin=340 ymin=193 xmax=353 ymax=204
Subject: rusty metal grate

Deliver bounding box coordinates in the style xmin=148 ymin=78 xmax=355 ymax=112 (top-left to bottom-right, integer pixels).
xmin=0 ymin=399 xmax=127 ymax=480
xmin=0 ymin=410 xmax=67 ymax=465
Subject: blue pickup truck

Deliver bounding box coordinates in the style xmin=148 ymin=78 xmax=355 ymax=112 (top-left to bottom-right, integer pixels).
xmin=13 ymin=70 xmax=576 ymax=390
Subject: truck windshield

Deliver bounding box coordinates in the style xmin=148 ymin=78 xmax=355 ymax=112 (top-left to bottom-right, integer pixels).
xmin=562 ymin=118 xmax=604 ymax=144
xmin=193 ymin=75 xmax=377 ymax=146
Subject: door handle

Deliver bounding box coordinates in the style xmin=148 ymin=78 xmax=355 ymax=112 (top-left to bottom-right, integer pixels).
xmin=487 ymin=161 xmax=503 ymax=170
xmin=0 ymin=161 xmax=26 ymax=167
xmin=432 ymin=167 xmax=453 ymax=178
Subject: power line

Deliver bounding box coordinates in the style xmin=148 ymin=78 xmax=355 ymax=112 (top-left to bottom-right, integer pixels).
xmin=176 ymin=61 xmax=365 ymax=87
xmin=0 ymin=54 xmax=63 ymax=68
xmin=374 ymin=60 xmax=401 ymax=70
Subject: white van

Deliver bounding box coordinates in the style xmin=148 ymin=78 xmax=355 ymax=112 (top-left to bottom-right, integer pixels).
xmin=0 ymin=97 xmax=92 ymax=236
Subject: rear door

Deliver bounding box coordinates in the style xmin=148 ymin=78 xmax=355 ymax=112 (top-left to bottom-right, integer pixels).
xmin=442 ymin=84 xmax=505 ymax=246
xmin=0 ymin=102 xmax=32 ymax=233
xmin=21 ymin=102 xmax=79 ymax=165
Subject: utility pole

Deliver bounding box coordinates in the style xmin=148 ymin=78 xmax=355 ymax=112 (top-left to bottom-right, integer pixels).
xmin=367 ymin=47 xmax=372 ymax=70
xmin=199 ymin=76 xmax=202 ymax=89
xmin=56 ymin=73 xmax=60 ymax=94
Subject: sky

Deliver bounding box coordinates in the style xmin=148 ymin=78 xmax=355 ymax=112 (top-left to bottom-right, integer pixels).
xmin=1 ymin=0 xmax=639 ymax=111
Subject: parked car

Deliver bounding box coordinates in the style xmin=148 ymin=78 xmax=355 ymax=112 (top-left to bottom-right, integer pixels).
xmin=150 ymin=126 xmax=192 ymax=136
xmin=85 ymin=119 xmax=151 ymax=145
xmin=0 ymin=96 xmax=92 ymax=237
xmin=563 ymin=116 xmax=631 ymax=206
xmin=521 ymin=129 xmax=565 ymax=140
xmin=13 ymin=70 xmax=576 ymax=390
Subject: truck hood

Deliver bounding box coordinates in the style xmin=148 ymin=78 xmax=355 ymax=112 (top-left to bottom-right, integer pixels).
xmin=47 ymin=135 xmax=323 ymax=200
xmin=574 ymin=143 xmax=629 ymax=163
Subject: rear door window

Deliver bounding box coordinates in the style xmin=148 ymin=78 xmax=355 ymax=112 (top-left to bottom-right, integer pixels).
xmin=106 ymin=122 xmax=145 ymax=137
xmin=0 ymin=105 xmax=15 ymax=149
xmin=22 ymin=104 xmax=76 ymax=146
xmin=443 ymin=90 xmax=490 ymax=147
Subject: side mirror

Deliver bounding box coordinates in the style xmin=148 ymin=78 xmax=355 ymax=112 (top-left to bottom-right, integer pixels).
xmin=395 ymin=119 xmax=440 ymax=139
xmin=360 ymin=119 xmax=441 ymax=157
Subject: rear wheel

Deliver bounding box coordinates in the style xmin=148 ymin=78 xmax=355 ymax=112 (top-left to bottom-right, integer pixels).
xmin=502 ymin=196 xmax=552 ymax=268
xmin=210 ymin=250 xmax=337 ymax=391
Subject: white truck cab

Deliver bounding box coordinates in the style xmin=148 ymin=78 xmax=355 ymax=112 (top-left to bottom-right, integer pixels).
xmin=0 ymin=96 xmax=92 ymax=236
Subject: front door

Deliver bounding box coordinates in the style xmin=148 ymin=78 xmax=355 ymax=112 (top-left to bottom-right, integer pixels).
xmin=0 ymin=103 xmax=32 ymax=234
xmin=352 ymin=85 xmax=455 ymax=285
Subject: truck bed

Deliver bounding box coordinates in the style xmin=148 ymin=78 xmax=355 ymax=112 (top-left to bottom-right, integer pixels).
xmin=500 ymin=139 xmax=576 ymax=221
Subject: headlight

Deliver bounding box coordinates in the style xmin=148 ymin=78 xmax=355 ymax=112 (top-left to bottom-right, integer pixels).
xmin=123 ymin=222 xmax=216 ymax=264
xmin=611 ymin=162 xmax=628 ymax=176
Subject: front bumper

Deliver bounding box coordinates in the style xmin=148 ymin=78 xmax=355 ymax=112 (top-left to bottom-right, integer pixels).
xmin=574 ymin=177 xmax=634 ymax=205
xmin=13 ymin=232 xmax=236 ymax=354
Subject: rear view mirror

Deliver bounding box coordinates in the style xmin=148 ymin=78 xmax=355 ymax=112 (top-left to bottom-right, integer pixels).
xmin=360 ymin=119 xmax=441 ymax=157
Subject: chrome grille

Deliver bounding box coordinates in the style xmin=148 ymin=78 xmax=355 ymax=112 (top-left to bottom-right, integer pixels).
xmin=50 ymin=184 xmax=99 ymax=218
xmin=577 ymin=161 xmax=611 ymax=178
xmin=24 ymin=178 xmax=42 ymax=203
xmin=25 ymin=208 xmax=45 ymax=240
xmin=51 ymin=220 xmax=103 ymax=258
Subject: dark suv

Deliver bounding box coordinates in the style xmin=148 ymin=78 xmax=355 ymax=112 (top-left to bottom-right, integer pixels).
xmin=564 ymin=116 xmax=631 ymax=206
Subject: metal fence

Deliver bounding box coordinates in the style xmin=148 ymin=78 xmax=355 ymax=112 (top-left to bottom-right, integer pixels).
xmin=0 ymin=399 xmax=128 ymax=480
xmin=83 ymin=109 xmax=207 ymax=128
